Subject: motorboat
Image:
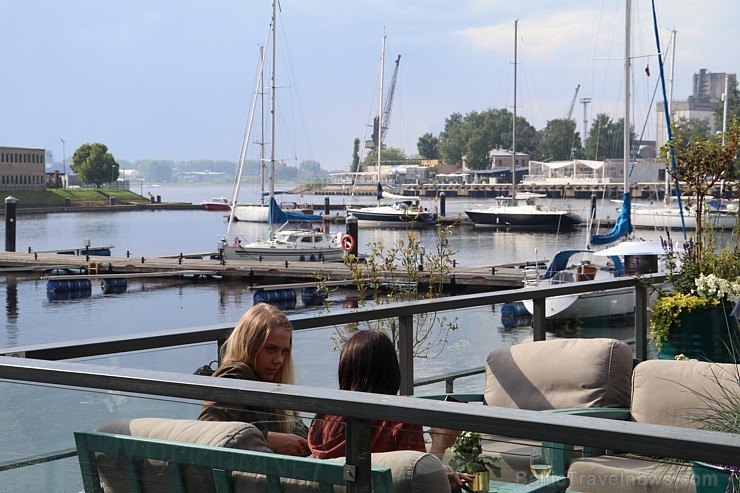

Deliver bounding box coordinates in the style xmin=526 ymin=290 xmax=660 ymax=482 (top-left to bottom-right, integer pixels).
xmin=201 ymin=197 xmax=231 ymax=212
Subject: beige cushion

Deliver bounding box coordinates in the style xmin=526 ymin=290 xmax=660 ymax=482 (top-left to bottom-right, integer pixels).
xmin=567 ymin=454 xmax=695 ymax=493
xmin=484 ymin=338 xmax=633 ymax=410
xmin=630 ymin=359 xmax=739 ymax=427
xmin=93 ymin=418 xmax=449 ymax=493
xmin=328 ymin=451 xmax=450 ymax=493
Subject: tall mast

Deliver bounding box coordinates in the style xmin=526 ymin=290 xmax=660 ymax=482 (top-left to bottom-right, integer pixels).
xmin=511 ymin=20 xmax=518 ymax=199
xmin=269 ymin=0 xmax=277 ymax=238
xmin=377 ymin=33 xmax=386 ymax=202
xmin=259 ymin=44 xmax=266 ymax=206
xmin=623 ymin=0 xmax=631 ymax=196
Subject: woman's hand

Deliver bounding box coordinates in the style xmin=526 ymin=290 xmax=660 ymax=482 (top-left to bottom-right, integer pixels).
xmin=267 ymin=431 xmax=310 ymax=456
xmin=444 ymin=465 xmax=474 ymax=489
xmin=429 ymin=427 xmax=461 ymax=460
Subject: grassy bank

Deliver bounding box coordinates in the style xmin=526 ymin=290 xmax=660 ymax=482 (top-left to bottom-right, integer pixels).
xmin=2 ymin=190 xmax=148 ymax=208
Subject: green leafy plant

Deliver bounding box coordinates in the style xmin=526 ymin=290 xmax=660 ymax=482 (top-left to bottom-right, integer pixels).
xmin=449 ymin=431 xmax=501 ymax=476
xmin=330 ymin=222 xmax=460 ymax=359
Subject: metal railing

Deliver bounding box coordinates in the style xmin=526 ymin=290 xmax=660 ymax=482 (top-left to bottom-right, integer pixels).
xmin=0 ymin=355 xmax=737 ymax=493
xmin=1 ymin=274 xmax=662 ymax=396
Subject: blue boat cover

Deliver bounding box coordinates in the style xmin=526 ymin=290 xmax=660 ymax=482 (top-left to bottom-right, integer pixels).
xmin=543 ymin=249 xmax=593 ymax=279
xmin=268 ymin=197 xmax=322 ymax=224
xmin=591 ymin=193 xmax=633 ymax=246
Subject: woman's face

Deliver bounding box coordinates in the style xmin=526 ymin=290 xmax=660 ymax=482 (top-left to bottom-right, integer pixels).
xmin=254 ymin=327 xmax=291 ymax=382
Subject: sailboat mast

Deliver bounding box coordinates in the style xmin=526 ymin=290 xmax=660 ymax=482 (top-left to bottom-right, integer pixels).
xmin=269 ymin=0 xmax=277 ymax=239
xmin=512 ymin=20 xmax=518 ymax=199
xmin=259 ymin=44 xmax=266 ymax=207
xmin=377 ymin=33 xmax=386 ymax=202
xmin=623 ymin=0 xmax=631 ymax=195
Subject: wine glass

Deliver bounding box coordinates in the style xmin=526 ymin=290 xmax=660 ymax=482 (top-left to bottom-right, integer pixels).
xmin=529 ymin=447 xmax=553 ymax=480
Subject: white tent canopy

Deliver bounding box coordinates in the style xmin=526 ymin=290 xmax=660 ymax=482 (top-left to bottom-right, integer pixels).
xmin=531 ymin=160 xmax=606 ymax=170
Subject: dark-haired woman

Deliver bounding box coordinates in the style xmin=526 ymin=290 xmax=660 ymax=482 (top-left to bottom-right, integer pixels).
xmin=308 ymin=329 xmax=470 ymax=488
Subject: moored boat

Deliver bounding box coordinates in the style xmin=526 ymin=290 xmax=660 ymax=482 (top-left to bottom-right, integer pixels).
xmin=201 ymin=197 xmax=231 ymax=212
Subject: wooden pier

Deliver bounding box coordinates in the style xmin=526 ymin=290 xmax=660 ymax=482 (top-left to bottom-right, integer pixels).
xmin=0 ymin=250 xmax=526 ymax=292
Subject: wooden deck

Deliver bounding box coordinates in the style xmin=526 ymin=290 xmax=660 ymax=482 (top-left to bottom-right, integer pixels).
xmin=0 ymin=251 xmax=525 ymax=292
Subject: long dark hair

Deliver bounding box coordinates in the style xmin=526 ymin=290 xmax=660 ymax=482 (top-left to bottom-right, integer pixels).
xmin=338 ymin=330 xmax=400 ymax=395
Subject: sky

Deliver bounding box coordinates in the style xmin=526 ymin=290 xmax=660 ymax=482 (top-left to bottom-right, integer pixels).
xmin=1 ymin=0 xmax=737 ymax=171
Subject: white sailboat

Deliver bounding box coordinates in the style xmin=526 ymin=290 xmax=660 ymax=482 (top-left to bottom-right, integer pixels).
xmin=346 ymin=35 xmax=438 ymax=228
xmin=220 ymin=0 xmax=343 ymax=262
xmin=465 ymin=21 xmax=582 ymax=230
xmin=520 ymin=0 xmax=664 ymax=321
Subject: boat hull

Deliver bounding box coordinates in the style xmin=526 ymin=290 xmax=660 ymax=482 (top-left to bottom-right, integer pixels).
xmin=233 ymin=205 xmax=270 ymax=223
xmin=465 ymin=209 xmax=581 ymax=229
xmin=347 ymin=207 xmax=438 ymax=227
xmin=522 ymin=287 xmax=635 ymax=320
xmin=221 ymin=244 xmax=344 ymax=262
xmin=631 ymin=207 xmax=736 ymax=230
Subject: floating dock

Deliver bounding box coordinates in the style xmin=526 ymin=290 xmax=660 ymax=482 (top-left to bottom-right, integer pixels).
xmin=0 ymin=251 xmax=525 ymax=292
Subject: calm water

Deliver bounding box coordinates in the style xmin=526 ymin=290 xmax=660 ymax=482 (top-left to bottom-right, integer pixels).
xmin=1 ymin=184 xmax=660 ymax=389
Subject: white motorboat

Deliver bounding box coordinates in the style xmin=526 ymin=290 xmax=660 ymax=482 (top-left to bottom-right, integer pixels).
xmin=464 ymin=22 xmax=582 ymax=231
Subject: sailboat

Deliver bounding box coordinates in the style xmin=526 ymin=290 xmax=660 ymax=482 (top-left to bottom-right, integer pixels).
xmin=346 ymin=35 xmax=438 ymax=227
xmin=628 ymin=31 xmax=736 ymax=232
xmin=464 ymin=21 xmax=582 ymax=230
xmin=231 ymin=46 xmax=321 ymax=224
xmin=219 ymin=0 xmax=344 ymax=262
xmin=519 ymin=0 xmax=665 ymax=321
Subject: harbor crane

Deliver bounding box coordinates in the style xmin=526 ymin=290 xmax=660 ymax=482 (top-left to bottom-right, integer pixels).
xmin=566 ymin=84 xmax=580 ymax=120
xmin=367 ymin=54 xmax=402 ymax=149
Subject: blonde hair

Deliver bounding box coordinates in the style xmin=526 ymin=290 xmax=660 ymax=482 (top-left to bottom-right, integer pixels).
xmin=222 ymin=303 xmax=296 ymax=432
xmin=223 ymin=303 xmax=295 ymax=385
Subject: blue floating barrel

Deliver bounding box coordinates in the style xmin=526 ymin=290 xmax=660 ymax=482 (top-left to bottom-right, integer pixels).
xmin=47 ymin=279 xmax=93 ymax=292
xmin=500 ymin=302 xmax=533 ymax=329
xmin=101 ymin=278 xmax=127 ymax=294
xmin=47 ymin=289 xmax=92 ymax=302
xmin=253 ymin=289 xmax=297 ymax=304
xmin=301 ymin=287 xmax=327 ymax=306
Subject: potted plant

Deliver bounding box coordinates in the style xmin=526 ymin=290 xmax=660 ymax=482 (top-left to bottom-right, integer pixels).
xmin=449 ymin=431 xmax=501 ymax=493
xmin=649 ymin=118 xmax=740 ymax=362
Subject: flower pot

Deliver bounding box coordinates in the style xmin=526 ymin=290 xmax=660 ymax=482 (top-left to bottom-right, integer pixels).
xmin=469 ymin=470 xmax=489 ymax=493
xmin=692 ymin=461 xmax=733 ymax=493
xmin=658 ymin=302 xmax=738 ymax=363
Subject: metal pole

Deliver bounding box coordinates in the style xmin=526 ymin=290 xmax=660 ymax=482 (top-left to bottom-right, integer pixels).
xmin=398 ymin=314 xmax=414 ymax=396
xmin=60 ymin=138 xmax=66 ymax=189
xmin=5 ymin=196 xmax=18 ymax=252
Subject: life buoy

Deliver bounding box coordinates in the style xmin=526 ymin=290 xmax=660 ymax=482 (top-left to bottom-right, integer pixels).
xmin=340 ymin=234 xmax=355 ymax=252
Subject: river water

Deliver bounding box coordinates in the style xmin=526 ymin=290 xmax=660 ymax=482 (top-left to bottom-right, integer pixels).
xmin=1 ymin=184 xmax=667 ymax=391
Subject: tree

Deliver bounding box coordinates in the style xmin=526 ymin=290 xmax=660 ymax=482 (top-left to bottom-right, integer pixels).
xmin=351 ymin=138 xmax=360 ymax=173
xmin=417 ymin=133 xmax=439 ymax=159
xmin=662 ymin=117 xmax=740 ymax=257
xmin=714 ymin=76 xmax=740 ymax=124
xmin=672 ymin=116 xmax=711 ymax=143
xmin=583 ymin=114 xmax=628 ymax=160
xmin=71 ymin=143 xmax=119 ymax=187
xmin=137 ymin=160 xmax=175 ymax=183
xmin=361 ymin=147 xmax=407 ymax=168
xmin=536 ymin=118 xmax=582 ymax=160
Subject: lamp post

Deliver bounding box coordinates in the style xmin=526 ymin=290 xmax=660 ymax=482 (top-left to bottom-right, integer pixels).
xmin=60 ymin=138 xmax=66 ymax=189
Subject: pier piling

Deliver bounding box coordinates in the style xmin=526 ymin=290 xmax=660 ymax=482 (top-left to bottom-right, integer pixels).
xmin=5 ymin=196 xmax=18 ymax=252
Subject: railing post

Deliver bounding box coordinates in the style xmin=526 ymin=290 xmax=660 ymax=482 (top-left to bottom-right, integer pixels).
xmin=398 ymin=314 xmax=414 ymax=396
xmin=345 ymin=417 xmax=372 ymax=493
xmin=634 ymin=284 xmax=649 ymax=362
xmin=532 ymin=297 xmax=547 ymax=341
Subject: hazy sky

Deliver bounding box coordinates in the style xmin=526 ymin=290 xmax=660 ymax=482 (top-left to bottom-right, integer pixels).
xmin=1 ymin=1 xmax=737 ymax=170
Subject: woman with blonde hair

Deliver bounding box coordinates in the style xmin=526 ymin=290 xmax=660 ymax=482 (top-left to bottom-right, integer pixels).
xmin=199 ymin=303 xmax=309 ymax=456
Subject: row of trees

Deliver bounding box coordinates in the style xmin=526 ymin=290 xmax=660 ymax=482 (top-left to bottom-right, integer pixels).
xmin=70 ymin=144 xmax=327 ymax=187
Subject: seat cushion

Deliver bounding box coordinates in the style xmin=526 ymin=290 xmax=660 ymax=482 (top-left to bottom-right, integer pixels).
xmin=94 ymin=418 xmax=450 ymax=493
xmin=567 ymin=454 xmax=695 ymax=493
xmin=484 ymin=338 xmax=633 ymax=410
xmin=630 ymin=359 xmax=740 ymax=427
